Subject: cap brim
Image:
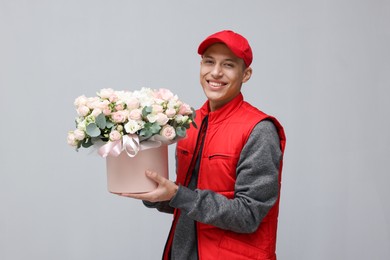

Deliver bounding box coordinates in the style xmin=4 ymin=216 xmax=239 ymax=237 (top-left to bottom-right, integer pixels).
xmin=198 ymin=37 xmax=228 ymax=55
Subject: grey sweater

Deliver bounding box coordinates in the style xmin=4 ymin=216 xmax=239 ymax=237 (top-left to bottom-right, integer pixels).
xmin=144 ymin=120 xmax=282 ymax=260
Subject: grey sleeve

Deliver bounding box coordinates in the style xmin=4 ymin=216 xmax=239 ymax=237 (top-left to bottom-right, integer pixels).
xmin=142 ymin=200 xmax=174 ymax=214
xmin=169 ymin=120 xmax=282 ymax=233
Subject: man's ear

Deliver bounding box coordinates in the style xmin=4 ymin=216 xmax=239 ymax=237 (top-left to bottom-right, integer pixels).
xmin=242 ymin=67 xmax=252 ymax=83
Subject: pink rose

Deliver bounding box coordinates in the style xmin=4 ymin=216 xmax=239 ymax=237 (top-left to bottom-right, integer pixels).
xmin=156 ymin=113 xmax=169 ymax=126
xmin=67 ymin=132 xmax=78 ymax=146
xmin=157 ymin=88 xmax=174 ymax=100
xmin=129 ymin=109 xmax=142 ymax=120
xmin=111 ymin=111 xmax=128 ymax=123
xmin=152 ymin=104 xmax=163 ymax=113
xmin=109 ymin=130 xmax=122 ymax=141
xmin=96 ymin=100 xmax=110 ymax=110
xmin=115 ymin=103 xmax=125 ymax=111
xmin=103 ymin=108 xmax=112 ymax=116
xmin=160 ymin=125 xmax=176 ymax=140
xmin=179 ymin=103 xmax=192 ymax=115
xmin=74 ymin=95 xmax=87 ymax=107
xmin=165 ymin=108 xmax=177 ymax=118
xmin=73 ymin=129 xmax=85 ymax=141
xmin=109 ymin=94 xmax=118 ymax=103
xmin=98 ymin=88 xmax=115 ymax=99
xmin=76 ymin=105 xmax=90 ymax=117
xmin=86 ymin=97 xmax=100 ymax=109
xmin=91 ymin=108 xmax=102 ymax=117
xmin=126 ymin=97 xmax=140 ymax=110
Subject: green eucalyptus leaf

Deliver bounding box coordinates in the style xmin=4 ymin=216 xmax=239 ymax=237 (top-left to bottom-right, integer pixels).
xmin=142 ymin=106 xmax=153 ymax=117
xmin=86 ymin=123 xmax=101 ymax=137
xmin=150 ymin=122 xmax=161 ymax=134
xmin=140 ymin=129 xmax=152 ymax=139
xmin=176 ymin=126 xmax=186 ymax=137
xmin=95 ymin=113 xmax=107 ymax=129
xmin=106 ymin=120 xmax=114 ymax=128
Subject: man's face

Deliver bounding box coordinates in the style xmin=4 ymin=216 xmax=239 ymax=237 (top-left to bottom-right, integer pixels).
xmin=200 ymin=43 xmax=252 ymax=111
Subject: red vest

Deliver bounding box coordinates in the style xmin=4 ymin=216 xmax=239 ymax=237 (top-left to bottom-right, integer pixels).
xmin=163 ymin=93 xmax=286 ymax=260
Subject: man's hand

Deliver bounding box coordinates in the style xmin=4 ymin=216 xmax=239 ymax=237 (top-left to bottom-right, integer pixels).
xmin=118 ymin=170 xmax=178 ymax=202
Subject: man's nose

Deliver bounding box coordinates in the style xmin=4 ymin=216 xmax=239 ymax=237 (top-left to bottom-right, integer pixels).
xmin=211 ymin=64 xmax=223 ymax=78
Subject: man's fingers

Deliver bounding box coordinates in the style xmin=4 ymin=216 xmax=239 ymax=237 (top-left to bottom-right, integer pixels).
xmin=145 ymin=170 xmax=164 ymax=183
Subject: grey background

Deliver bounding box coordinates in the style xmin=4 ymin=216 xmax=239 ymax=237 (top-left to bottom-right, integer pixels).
xmin=1 ymin=0 xmax=389 ymax=259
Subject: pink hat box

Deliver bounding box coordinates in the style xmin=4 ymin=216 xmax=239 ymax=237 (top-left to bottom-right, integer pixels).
xmin=106 ymin=145 xmax=168 ymax=194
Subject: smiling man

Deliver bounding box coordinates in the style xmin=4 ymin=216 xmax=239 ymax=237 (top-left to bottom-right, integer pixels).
xmin=121 ymin=30 xmax=286 ymax=260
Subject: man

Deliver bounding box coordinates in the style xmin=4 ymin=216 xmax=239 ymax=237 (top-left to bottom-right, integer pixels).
xmin=121 ymin=30 xmax=286 ymax=260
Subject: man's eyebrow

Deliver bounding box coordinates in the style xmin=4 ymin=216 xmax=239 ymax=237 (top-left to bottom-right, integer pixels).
xmin=202 ymin=55 xmax=214 ymax=59
xmin=202 ymin=55 xmax=239 ymax=63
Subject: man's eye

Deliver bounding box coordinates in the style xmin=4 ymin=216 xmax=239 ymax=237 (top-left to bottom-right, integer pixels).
xmin=203 ymin=59 xmax=214 ymax=64
xmin=224 ymin=63 xmax=234 ymax=68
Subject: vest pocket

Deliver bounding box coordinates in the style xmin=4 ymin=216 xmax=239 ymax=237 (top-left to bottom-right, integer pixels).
xmin=208 ymin=153 xmax=237 ymax=160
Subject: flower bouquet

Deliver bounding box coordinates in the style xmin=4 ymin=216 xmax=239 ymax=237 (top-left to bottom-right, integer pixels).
xmin=67 ymin=87 xmax=196 ymax=193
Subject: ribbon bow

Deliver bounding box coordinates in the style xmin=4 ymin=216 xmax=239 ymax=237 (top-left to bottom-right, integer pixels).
xmin=98 ymin=134 xmax=162 ymax=158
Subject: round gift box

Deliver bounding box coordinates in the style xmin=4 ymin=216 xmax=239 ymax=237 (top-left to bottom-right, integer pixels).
xmin=106 ymin=145 xmax=168 ymax=193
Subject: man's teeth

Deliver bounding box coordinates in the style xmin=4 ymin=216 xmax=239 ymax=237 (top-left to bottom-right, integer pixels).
xmin=209 ymin=82 xmax=224 ymax=87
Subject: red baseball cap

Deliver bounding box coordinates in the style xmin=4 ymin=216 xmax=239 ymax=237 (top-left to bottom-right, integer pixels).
xmin=197 ymin=30 xmax=253 ymax=67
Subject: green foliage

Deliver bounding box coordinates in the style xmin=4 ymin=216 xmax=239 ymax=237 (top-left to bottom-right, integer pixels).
xmin=81 ymin=137 xmax=93 ymax=148
xmin=106 ymin=120 xmax=114 ymax=128
xmin=86 ymin=123 xmax=101 ymax=137
xmin=176 ymin=126 xmax=187 ymax=137
xmin=95 ymin=113 xmax=107 ymax=129
xmin=142 ymin=106 xmax=153 ymax=117
xmin=139 ymin=128 xmax=152 ymax=139
xmin=150 ymin=122 xmax=161 ymax=134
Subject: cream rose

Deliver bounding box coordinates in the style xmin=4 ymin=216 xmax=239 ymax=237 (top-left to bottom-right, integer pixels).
xmin=160 ymin=125 xmax=176 ymax=140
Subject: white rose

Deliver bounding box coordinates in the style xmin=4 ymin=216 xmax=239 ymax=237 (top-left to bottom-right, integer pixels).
xmin=124 ymin=120 xmax=142 ymax=134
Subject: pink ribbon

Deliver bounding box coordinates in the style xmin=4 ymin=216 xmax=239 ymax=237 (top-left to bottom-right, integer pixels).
xmin=98 ymin=134 xmax=162 ymax=158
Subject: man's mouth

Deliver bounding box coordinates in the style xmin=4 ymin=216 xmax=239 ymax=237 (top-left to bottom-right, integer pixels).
xmin=208 ymin=80 xmax=226 ymax=88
